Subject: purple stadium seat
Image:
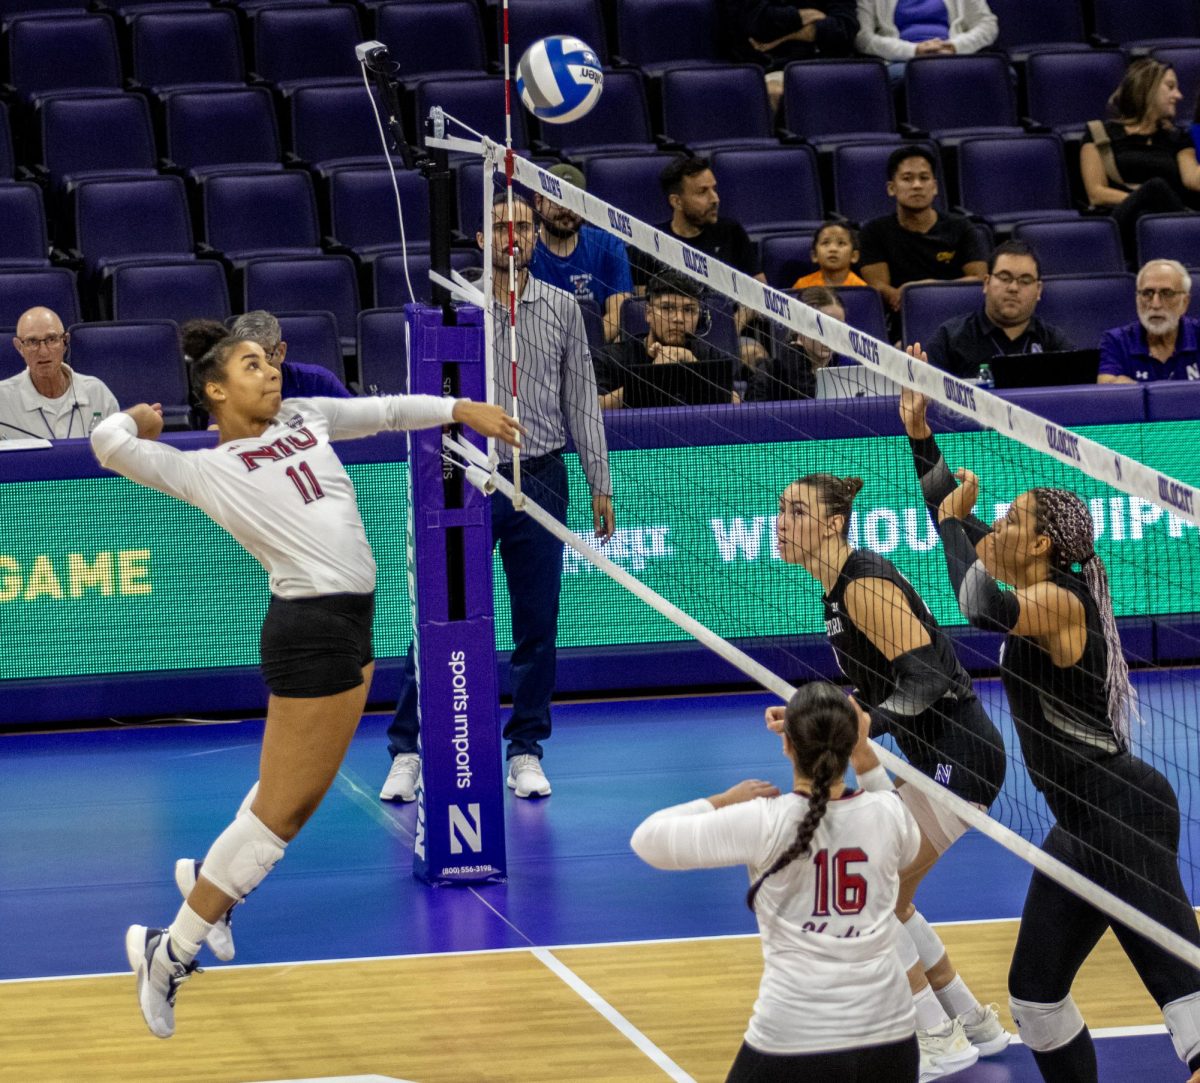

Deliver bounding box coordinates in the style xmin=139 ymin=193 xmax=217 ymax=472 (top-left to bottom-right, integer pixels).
xmin=832 ymin=141 xmax=947 ymax=223
xmin=957 ymin=135 xmax=1079 ymax=229
xmin=275 ymin=311 xmax=345 ymax=383
xmin=710 ymin=147 xmax=823 ymax=236
xmin=373 ymin=249 xmax=481 ymax=307
xmin=357 ymin=307 xmax=408 ymax=395
xmin=415 ymin=77 xmax=529 ymax=150
xmin=661 ymin=66 xmax=778 ymax=152
xmin=539 ymin=70 xmax=656 ymax=158
xmin=836 ymin=286 xmax=889 ymax=342
xmin=1024 ymin=49 xmax=1128 ymax=139
xmin=289 ymin=84 xmax=407 ymax=177
xmin=614 ymin=0 xmax=721 ymax=74
xmin=1152 ymin=47 xmax=1200 ymax=122
xmin=903 ymin=55 xmax=1021 ymax=141
xmin=1091 ymin=0 xmax=1200 ymax=53
xmin=243 ymin=255 xmax=361 ymax=351
xmin=782 ymin=60 xmax=898 ymax=150
xmin=110 ymin=260 xmax=231 ymax=323
xmin=1037 ymin=273 xmax=1137 ymax=350
xmin=40 ymin=94 xmax=158 ymax=193
xmin=0 ymin=267 xmax=80 ymax=327
xmin=164 ymin=87 xmax=283 ymax=180
xmin=0 ymin=101 xmax=15 ymax=182
xmin=328 ymin=166 xmax=431 ymax=257
xmin=7 ymin=14 xmax=122 ymax=103
xmin=584 ymin=153 xmax=685 ymax=227
xmin=1136 ymin=214 xmax=1200 ymax=269
xmin=66 ymin=320 xmax=190 ymax=424
xmin=375 ymin=1 xmax=487 ymax=83
xmin=503 ymin=0 xmax=608 ymax=66
xmin=900 ymin=281 xmax=983 ymax=346
xmin=0 ymin=183 xmax=50 ymax=268
xmin=1012 ymin=218 xmax=1124 ymax=276
xmin=251 ymin=4 xmax=363 ymax=92
xmin=988 ymin=0 xmax=1087 ymax=59
xmin=761 ymin=233 xmax=816 ymax=288
xmin=201 ymin=171 xmax=323 ymax=263
xmin=74 ymin=176 xmax=195 ymax=279
xmin=130 ymin=9 xmax=245 ymax=93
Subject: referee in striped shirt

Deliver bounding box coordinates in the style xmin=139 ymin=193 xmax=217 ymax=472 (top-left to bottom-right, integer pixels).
xmin=383 ymin=190 xmax=615 ymax=802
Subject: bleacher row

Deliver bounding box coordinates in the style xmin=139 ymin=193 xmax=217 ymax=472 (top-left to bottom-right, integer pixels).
xmin=2 ymin=0 xmax=1200 ymax=405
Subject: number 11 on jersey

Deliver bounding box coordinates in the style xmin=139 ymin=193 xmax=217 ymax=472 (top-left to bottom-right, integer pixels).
xmin=285 ymin=461 xmax=325 ymax=504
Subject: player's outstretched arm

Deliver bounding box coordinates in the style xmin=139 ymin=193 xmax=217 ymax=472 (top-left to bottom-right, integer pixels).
xmin=451 ymin=400 xmax=524 ymax=446
xmin=91 ymin=404 xmax=202 ymax=504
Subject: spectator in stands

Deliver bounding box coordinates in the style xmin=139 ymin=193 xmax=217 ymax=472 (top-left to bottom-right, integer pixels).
xmin=1082 ymin=58 xmax=1200 ymax=261
xmin=855 ymin=0 xmax=998 ymax=81
xmin=229 ymin=311 xmax=351 ymax=398
xmin=599 ymin=270 xmax=733 ymax=408
xmin=859 ymin=146 xmax=988 ymax=317
xmin=792 ymin=222 xmax=867 ymax=290
xmin=530 ymin=163 xmax=633 ymax=343
xmin=924 ymin=241 xmax=1072 ymax=380
xmin=719 ymin=0 xmax=858 ymax=112
xmin=0 ymin=306 xmax=118 ymax=440
xmin=747 ymin=286 xmax=846 ymax=401
xmin=1098 ymin=259 xmax=1200 ymax=384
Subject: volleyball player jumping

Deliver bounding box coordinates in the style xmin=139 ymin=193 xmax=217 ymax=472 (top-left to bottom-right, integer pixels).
xmin=775 ymin=471 xmax=1009 ymax=1078
xmin=633 ymin=683 xmax=921 ymax=1082
xmin=91 ymin=338 xmax=521 ymax=1038
xmin=901 ymin=369 xmax=1200 ymax=1083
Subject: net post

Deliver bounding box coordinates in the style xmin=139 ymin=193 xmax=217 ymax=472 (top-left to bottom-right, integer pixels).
xmin=406 ymin=303 xmax=506 ymax=886
xmin=422 ymin=107 xmax=455 ymax=321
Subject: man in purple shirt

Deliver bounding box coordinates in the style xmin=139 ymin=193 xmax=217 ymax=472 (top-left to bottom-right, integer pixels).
xmin=229 ymin=310 xmax=352 ymax=398
xmin=1099 ymin=260 xmax=1200 ymax=383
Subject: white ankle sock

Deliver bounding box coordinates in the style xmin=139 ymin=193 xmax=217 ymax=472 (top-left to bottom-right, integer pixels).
xmin=914 ymin=983 xmax=951 ymax=1031
xmin=935 ymin=975 xmax=980 ymax=1019
xmin=168 ymin=902 xmax=213 ymax=965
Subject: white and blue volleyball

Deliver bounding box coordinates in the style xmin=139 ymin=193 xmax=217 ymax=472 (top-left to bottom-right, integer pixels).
xmin=516 ymin=36 xmax=603 ymax=124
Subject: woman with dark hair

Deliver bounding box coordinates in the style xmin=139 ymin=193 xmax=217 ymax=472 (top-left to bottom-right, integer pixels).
xmin=1081 ymin=57 xmax=1200 ymax=258
xmin=91 ymin=337 xmax=521 ymax=1038
xmin=632 ymin=683 xmax=921 ymax=1081
xmin=900 ymin=372 xmax=1200 ymax=1083
xmin=775 ymin=471 xmax=1009 ymax=1076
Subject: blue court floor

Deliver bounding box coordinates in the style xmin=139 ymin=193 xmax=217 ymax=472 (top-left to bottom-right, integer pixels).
xmin=3 ymin=670 xmax=1197 ymax=1081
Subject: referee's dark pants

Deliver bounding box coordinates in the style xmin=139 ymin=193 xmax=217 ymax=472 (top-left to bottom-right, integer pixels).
xmin=388 ymin=450 xmax=569 ymax=762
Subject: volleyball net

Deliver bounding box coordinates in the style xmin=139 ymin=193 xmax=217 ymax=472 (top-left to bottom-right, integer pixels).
xmin=428 ymin=119 xmax=1200 ymax=970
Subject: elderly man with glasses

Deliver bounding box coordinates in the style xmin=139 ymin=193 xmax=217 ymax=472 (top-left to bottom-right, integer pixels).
xmin=1099 ymin=259 xmax=1200 ymax=384
xmin=924 ymin=241 xmax=1073 ymax=381
xmin=0 ymin=307 xmax=118 ymax=440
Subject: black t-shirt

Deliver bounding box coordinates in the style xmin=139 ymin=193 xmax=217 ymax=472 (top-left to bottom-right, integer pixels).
xmin=629 ymin=218 xmax=760 ymax=290
xmin=744 ymin=345 xmax=817 ymax=400
xmin=597 ymin=333 xmax=723 ymax=396
xmin=927 ymin=309 xmax=1075 ymax=379
xmin=858 ymin=212 xmax=989 ymax=288
xmin=1083 ymin=120 xmax=1188 ymax=191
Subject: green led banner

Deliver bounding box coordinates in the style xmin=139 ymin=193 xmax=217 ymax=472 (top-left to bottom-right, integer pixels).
xmin=1 ymin=421 xmax=1198 ymax=681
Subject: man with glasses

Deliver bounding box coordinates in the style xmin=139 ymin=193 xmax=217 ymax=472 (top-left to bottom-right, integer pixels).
xmin=227 ymin=310 xmax=350 ymax=398
xmin=0 ymin=306 xmax=118 ymax=440
xmin=1099 ymin=259 xmax=1200 ymax=383
xmin=925 ymin=241 xmax=1072 ymax=380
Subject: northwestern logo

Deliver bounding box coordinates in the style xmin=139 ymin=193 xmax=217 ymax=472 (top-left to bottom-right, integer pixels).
xmin=414 ymin=789 xmax=426 ymax=860
xmin=847 ymin=330 xmax=880 ymax=366
xmin=538 ymin=172 xmax=562 ymax=198
xmin=449 ymin=803 xmax=483 ymax=855
xmin=934 ymin=764 xmax=954 ymax=786
xmin=607 ymin=208 xmax=633 ymax=238
xmin=1159 ymin=476 xmax=1196 ymax=516
xmin=681 ymin=248 xmax=709 ymax=277
xmin=763 ymin=288 xmax=789 ymax=317
xmin=1045 ymin=423 xmax=1082 ymax=462
xmin=942 ymin=378 xmax=977 ymax=412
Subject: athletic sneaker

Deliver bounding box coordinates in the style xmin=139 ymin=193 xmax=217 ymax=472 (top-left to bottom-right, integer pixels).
xmin=125 ymin=925 xmax=198 ymax=1039
xmin=959 ymin=1002 xmax=1011 ymax=1056
xmin=506 ymin=754 xmax=551 ymax=798
xmin=380 ymin=753 xmax=421 ymax=802
xmin=917 ymin=1018 xmax=979 ymax=1081
xmin=174 ymin=858 xmax=237 ymax=962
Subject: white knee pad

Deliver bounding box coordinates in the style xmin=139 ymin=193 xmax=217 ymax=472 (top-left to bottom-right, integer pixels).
xmin=1009 ymin=995 xmax=1085 ymax=1052
xmin=199 ymin=810 xmax=286 ymax=900
xmin=237 ymin=781 xmax=260 ymax=817
xmin=893 ymin=913 xmax=920 ymax=972
xmin=1164 ymin=991 xmax=1200 ymax=1065
xmin=903 ymin=909 xmax=947 ymax=971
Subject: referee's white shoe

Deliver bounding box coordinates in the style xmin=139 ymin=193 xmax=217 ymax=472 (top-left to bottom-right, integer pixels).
xmin=125 ymin=925 xmax=198 ymax=1039
xmin=380 ymin=753 xmax=421 ymax=802
xmin=507 ymin=754 xmax=552 ymax=798
xmin=917 ymin=1018 xmax=979 ymax=1081
xmin=958 ymin=1002 xmax=1011 ymax=1056
xmin=174 ymin=858 xmax=237 ymax=961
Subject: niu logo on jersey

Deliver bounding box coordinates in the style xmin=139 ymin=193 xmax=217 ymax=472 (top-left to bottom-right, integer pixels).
xmin=449 ymin=803 xmax=483 ymax=855
xmin=935 ymin=763 xmax=954 ymax=786
xmin=236 ymin=427 xmax=318 ymax=471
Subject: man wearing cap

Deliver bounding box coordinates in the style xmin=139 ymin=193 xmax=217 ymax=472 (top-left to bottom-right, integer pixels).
xmin=529 ymin=163 xmax=633 ymax=342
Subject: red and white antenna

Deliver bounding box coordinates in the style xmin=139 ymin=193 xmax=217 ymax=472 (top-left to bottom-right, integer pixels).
xmin=500 ymin=0 xmax=525 ymax=509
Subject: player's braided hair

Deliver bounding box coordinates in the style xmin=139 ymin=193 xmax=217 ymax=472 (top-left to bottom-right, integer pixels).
xmin=746 ymin=683 xmax=858 ymax=911
xmin=1032 ymin=487 xmax=1133 ymax=742
xmin=795 ymin=473 xmax=865 ymax=539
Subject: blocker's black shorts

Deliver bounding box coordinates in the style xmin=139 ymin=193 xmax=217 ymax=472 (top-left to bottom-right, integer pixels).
xmin=259 ymin=592 xmax=375 ymax=698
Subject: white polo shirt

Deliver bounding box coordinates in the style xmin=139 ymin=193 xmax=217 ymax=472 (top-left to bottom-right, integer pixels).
xmin=0 ymin=365 xmax=120 ymax=440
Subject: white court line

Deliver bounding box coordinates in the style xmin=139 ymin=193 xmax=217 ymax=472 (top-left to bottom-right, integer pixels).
xmin=532 ymin=947 xmax=696 ymax=1082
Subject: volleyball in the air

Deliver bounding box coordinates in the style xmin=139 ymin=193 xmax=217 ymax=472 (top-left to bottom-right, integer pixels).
xmin=516 ymin=36 xmax=604 ymax=124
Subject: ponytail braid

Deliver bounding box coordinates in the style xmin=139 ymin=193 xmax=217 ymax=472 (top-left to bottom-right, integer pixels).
xmin=746 ymin=747 xmax=840 ymax=911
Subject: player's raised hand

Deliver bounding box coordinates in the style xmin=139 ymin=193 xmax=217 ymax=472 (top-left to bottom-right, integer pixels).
xmin=938 ymin=467 xmax=979 ymax=524
xmin=125 ymin=403 xmax=164 ymax=440
xmin=899 ymin=345 xmax=932 ymax=439
xmin=765 ymin=705 xmax=787 ymax=734
xmin=452 ymin=400 xmax=525 ymax=447
xmin=708 ymin=779 xmax=782 ymax=808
